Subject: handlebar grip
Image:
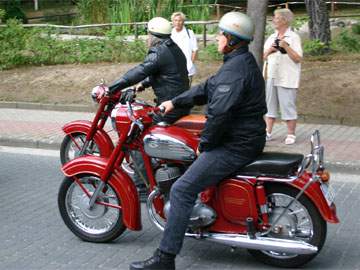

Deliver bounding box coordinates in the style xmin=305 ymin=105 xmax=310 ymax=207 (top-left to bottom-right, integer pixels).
xmin=158 ymin=105 xmax=165 ymax=113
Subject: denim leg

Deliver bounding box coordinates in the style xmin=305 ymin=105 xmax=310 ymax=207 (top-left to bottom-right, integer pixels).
xmin=130 ymin=150 xmax=148 ymax=187
xmin=159 ymin=147 xmax=252 ymax=255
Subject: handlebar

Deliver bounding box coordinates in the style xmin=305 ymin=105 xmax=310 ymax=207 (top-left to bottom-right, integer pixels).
xmin=153 ymin=105 xmax=166 ymax=114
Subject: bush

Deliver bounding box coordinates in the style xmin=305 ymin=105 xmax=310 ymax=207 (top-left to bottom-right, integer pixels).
xmin=4 ymin=5 xmax=27 ymax=23
xmin=0 ymin=20 xmax=148 ymax=70
xmin=198 ymin=44 xmax=222 ymax=61
xmin=0 ymin=9 xmax=5 ymax=21
xmin=352 ymin=23 xmax=360 ymax=35
xmin=334 ymin=29 xmax=360 ymax=53
xmin=303 ymin=39 xmax=329 ymax=56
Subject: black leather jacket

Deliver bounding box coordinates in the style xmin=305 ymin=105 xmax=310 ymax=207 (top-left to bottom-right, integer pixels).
xmin=109 ymin=38 xmax=189 ymax=104
xmin=172 ymin=45 xmax=267 ymax=155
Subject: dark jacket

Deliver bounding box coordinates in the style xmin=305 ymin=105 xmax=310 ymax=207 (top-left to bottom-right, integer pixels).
xmin=172 ymin=45 xmax=267 ymax=155
xmin=109 ymin=38 xmax=189 ymax=104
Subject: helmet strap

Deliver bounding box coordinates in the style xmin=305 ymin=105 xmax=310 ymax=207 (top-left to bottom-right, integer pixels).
xmin=224 ymin=33 xmax=242 ymax=53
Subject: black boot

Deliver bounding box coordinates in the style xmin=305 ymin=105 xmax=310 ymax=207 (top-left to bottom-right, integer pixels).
xmin=129 ymin=249 xmax=175 ymax=270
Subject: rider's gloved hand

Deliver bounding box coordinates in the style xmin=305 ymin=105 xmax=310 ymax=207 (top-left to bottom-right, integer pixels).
xmin=120 ymin=88 xmax=136 ymax=104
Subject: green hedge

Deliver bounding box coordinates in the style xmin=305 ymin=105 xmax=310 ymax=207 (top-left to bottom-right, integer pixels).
xmin=0 ymin=20 xmax=147 ymax=70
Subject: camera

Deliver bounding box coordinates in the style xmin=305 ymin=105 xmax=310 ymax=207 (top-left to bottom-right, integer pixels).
xmin=273 ymin=38 xmax=287 ymax=54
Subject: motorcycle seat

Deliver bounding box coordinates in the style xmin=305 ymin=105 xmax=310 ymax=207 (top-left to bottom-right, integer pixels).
xmin=173 ymin=114 xmax=205 ymax=136
xmin=237 ymin=152 xmax=304 ymax=178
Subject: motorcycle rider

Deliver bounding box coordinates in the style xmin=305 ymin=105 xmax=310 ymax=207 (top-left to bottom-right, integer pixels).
xmin=107 ymin=17 xmax=190 ymax=198
xmin=129 ymin=12 xmax=267 ymax=270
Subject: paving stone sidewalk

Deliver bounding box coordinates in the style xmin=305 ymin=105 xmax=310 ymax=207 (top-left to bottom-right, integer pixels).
xmin=0 ymin=107 xmax=359 ymax=171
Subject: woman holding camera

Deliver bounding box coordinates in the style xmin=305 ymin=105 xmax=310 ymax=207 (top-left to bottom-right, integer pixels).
xmin=263 ymin=8 xmax=302 ymax=145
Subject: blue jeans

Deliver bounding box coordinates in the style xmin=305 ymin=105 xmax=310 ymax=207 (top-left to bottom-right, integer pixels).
xmin=159 ymin=145 xmax=263 ymax=255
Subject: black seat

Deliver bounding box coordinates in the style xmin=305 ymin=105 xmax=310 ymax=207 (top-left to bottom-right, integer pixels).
xmin=237 ymin=152 xmax=304 ymax=178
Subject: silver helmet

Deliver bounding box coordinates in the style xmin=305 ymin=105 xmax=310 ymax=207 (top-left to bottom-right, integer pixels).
xmin=147 ymin=17 xmax=172 ymax=38
xmin=219 ymin=12 xmax=254 ymax=42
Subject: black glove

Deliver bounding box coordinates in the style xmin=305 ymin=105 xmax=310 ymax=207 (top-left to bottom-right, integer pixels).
xmin=120 ymin=89 xmax=136 ymax=104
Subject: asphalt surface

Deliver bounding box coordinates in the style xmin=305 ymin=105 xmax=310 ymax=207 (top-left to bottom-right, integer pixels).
xmin=0 ymin=147 xmax=359 ymax=270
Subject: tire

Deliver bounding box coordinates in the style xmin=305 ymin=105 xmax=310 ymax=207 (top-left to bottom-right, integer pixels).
xmin=58 ymin=175 xmax=126 ymax=242
xmin=60 ymin=133 xmax=100 ymax=165
xmin=248 ymin=184 xmax=327 ymax=268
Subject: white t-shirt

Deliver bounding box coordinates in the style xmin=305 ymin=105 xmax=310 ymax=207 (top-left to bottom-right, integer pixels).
xmin=171 ymin=27 xmax=198 ymax=76
xmin=264 ymin=28 xmax=303 ymax=89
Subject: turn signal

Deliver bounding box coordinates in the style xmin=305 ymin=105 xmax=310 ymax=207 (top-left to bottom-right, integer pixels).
xmin=319 ymin=170 xmax=330 ymax=183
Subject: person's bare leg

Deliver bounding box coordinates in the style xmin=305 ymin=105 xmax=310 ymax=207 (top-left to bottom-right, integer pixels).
xmin=266 ymin=116 xmax=276 ymax=134
xmin=286 ymin=119 xmax=296 ymax=135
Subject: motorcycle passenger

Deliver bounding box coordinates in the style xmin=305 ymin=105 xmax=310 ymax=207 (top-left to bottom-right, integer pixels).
xmin=108 ymin=17 xmax=191 ymax=199
xmin=129 ymin=12 xmax=267 ymax=270
xmin=108 ymin=16 xmax=190 ymax=123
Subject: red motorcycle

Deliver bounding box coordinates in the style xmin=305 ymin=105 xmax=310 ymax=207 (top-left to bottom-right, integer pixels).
xmin=58 ymin=91 xmax=339 ymax=268
xmin=60 ymin=84 xmax=205 ymax=165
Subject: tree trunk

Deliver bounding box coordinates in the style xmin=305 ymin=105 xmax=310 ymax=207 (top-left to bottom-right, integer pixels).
xmin=246 ymin=0 xmax=269 ymax=69
xmin=305 ymin=0 xmax=331 ymax=45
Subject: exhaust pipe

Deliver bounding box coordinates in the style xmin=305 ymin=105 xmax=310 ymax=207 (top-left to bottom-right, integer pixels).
xmin=186 ymin=233 xmax=318 ymax=255
xmin=147 ymin=189 xmax=317 ymax=255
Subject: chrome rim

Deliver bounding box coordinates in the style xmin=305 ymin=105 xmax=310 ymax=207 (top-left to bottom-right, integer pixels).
xmin=262 ymin=193 xmax=314 ymax=259
xmin=65 ymin=134 xmax=100 ymax=162
xmin=65 ymin=176 xmax=120 ymax=235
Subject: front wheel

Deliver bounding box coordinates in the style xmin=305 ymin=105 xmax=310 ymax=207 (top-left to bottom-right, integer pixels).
xmin=60 ymin=132 xmax=100 ymax=164
xmin=58 ymin=175 xmax=126 ymax=242
xmin=248 ymin=185 xmax=327 ymax=268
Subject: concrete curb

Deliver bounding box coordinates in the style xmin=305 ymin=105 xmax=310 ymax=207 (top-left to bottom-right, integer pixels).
xmin=0 ymin=101 xmax=94 ymax=112
xmin=0 ymin=137 xmax=60 ymax=151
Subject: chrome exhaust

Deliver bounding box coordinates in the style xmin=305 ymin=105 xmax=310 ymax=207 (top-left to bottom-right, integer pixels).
xmin=147 ymin=190 xmax=318 ymax=255
xmin=190 ymin=233 xmax=318 ymax=255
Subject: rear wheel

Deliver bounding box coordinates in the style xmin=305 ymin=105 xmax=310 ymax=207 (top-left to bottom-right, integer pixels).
xmin=58 ymin=175 xmax=126 ymax=242
xmin=248 ymin=185 xmax=327 ymax=268
xmin=60 ymin=133 xmax=100 ymax=164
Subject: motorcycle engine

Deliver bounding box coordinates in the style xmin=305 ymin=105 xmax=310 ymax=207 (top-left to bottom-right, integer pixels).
xmin=155 ymin=164 xmax=217 ymax=229
xmin=163 ymin=199 xmax=217 ymax=229
xmin=155 ymin=165 xmax=181 ymax=194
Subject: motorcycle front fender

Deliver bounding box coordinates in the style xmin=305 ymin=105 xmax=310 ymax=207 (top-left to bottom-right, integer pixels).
xmin=288 ymin=174 xmax=339 ymax=224
xmin=62 ymin=120 xmax=114 ymax=157
xmin=61 ymin=155 xmax=141 ymax=230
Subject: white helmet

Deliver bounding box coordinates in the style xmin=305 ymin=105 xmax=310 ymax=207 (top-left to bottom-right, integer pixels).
xmin=147 ymin=17 xmax=172 ymax=38
xmin=219 ymin=12 xmax=254 ymax=42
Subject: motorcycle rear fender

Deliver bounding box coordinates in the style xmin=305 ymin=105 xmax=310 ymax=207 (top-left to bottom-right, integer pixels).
xmin=62 ymin=120 xmax=114 ymax=157
xmin=287 ymin=176 xmax=339 ymax=223
xmin=62 ymin=155 xmax=142 ymax=230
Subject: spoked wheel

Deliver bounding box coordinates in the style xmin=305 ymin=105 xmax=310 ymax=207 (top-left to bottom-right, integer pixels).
xmin=60 ymin=133 xmax=100 ymax=164
xmin=58 ymin=175 xmax=126 ymax=242
xmin=248 ymin=185 xmax=327 ymax=268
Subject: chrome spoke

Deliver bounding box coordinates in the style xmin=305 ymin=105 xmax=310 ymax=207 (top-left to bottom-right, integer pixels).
xmin=262 ymin=193 xmax=314 ymax=259
xmin=65 ymin=176 xmax=120 ymax=235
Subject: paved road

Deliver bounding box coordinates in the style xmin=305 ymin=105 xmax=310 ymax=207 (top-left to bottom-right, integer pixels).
xmin=0 ymin=147 xmax=359 ymax=270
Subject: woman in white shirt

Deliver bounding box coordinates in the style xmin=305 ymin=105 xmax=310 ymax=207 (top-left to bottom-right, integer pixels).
xmin=263 ymin=8 xmax=303 ymax=145
xmin=171 ymin=12 xmax=198 ymax=86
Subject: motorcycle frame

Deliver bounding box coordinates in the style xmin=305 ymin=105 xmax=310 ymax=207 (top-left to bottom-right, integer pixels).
xmin=62 ymin=103 xmax=339 ymax=234
xmin=62 ymin=94 xmax=118 ymax=159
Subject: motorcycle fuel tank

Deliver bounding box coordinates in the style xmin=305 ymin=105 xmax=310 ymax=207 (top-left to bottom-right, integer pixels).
xmin=143 ymin=125 xmax=198 ymax=162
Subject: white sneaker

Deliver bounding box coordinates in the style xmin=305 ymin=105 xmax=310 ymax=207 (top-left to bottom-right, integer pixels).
xmin=266 ymin=132 xmax=272 ymax=141
xmin=285 ymin=134 xmax=296 ymax=145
